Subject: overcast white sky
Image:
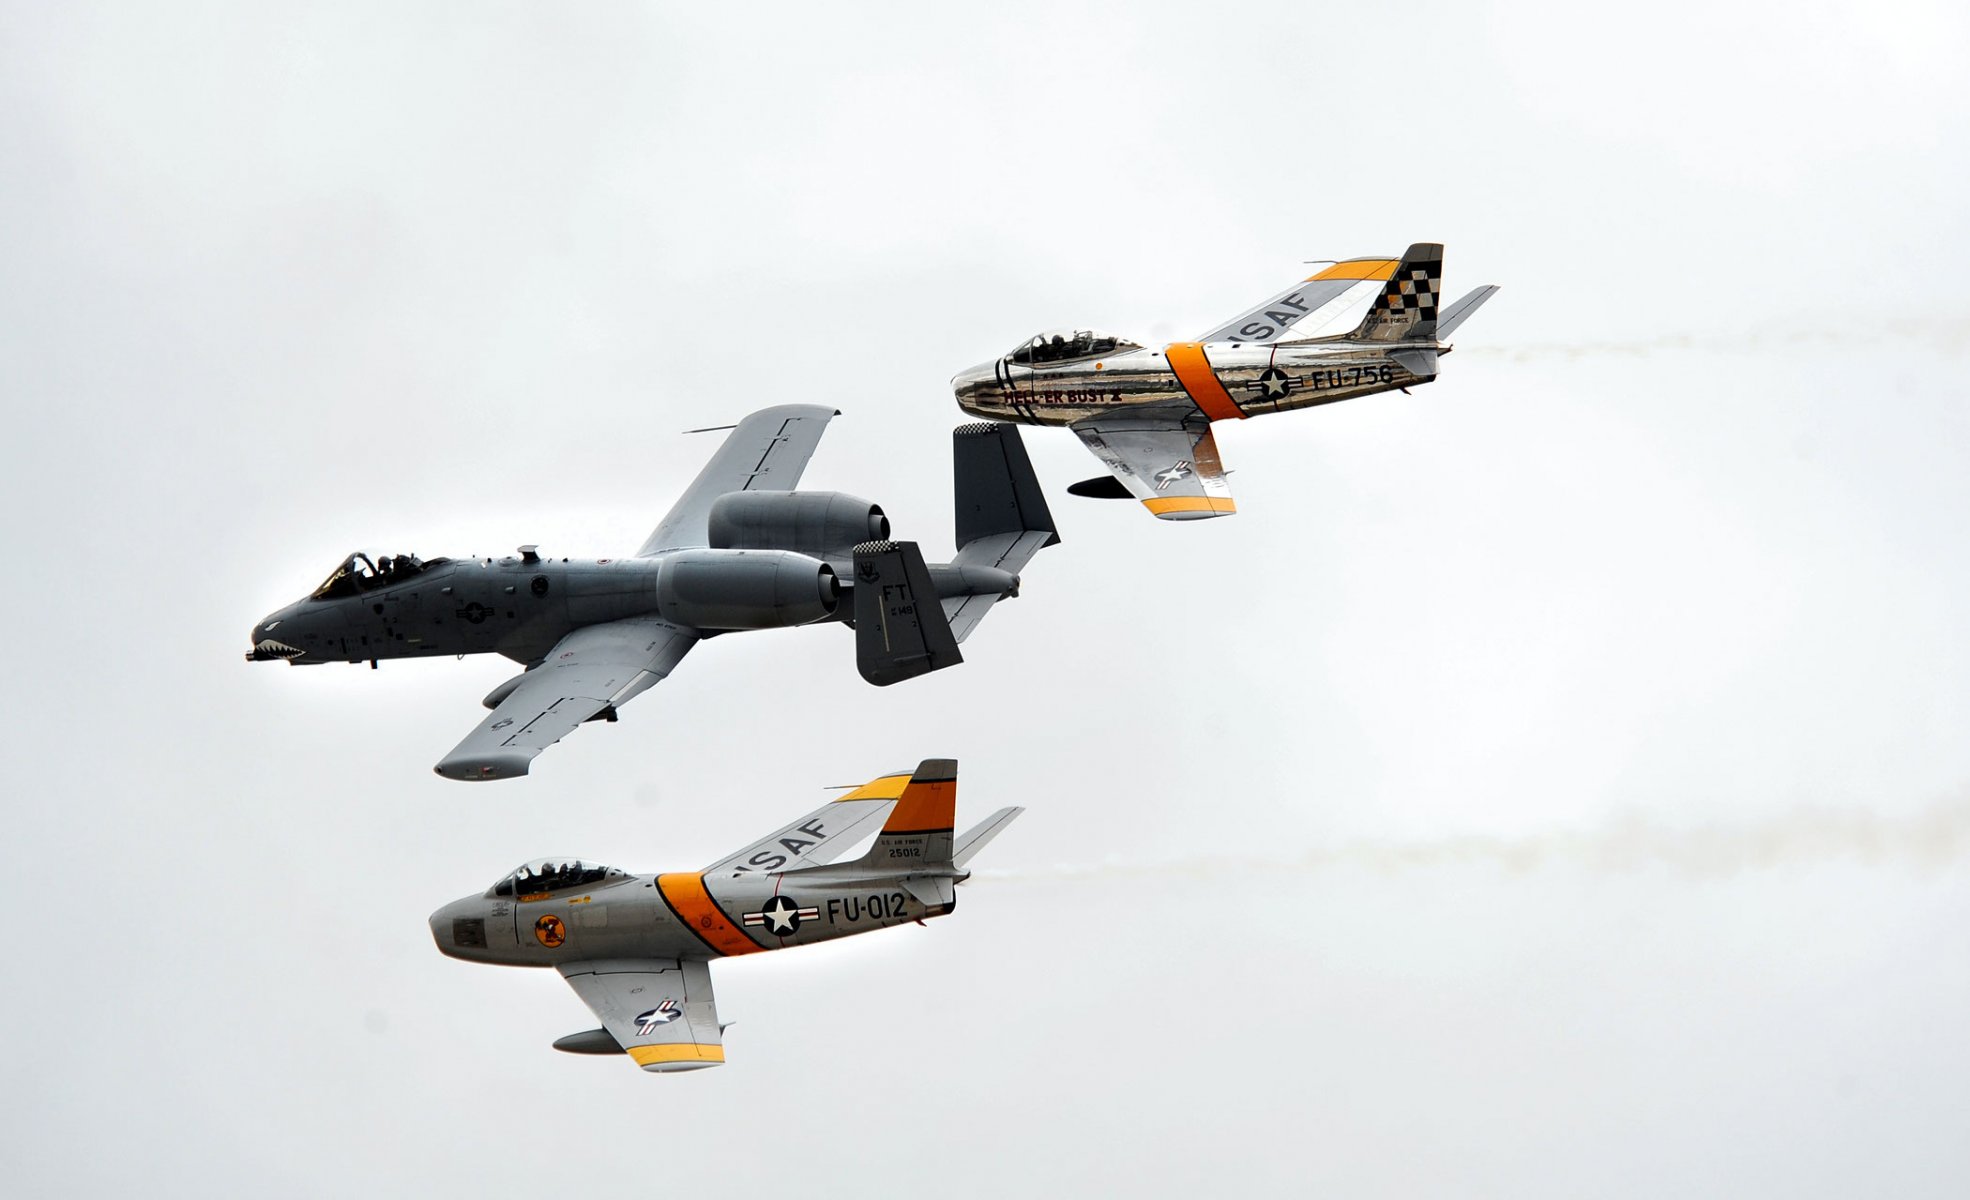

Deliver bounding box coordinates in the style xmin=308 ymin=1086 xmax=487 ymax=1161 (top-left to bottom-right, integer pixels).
xmin=4 ymin=2 xmax=1968 ymax=1195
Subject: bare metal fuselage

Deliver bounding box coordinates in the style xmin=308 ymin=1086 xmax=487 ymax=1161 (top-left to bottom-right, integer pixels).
xmin=953 ymin=335 xmax=1442 ymax=427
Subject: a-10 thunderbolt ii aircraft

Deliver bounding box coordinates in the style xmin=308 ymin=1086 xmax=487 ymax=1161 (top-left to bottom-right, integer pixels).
xmin=429 ymin=758 xmax=1019 ymax=1071
xmin=246 ymin=407 xmax=1057 ymax=780
xmin=951 ymin=242 xmax=1498 ymax=520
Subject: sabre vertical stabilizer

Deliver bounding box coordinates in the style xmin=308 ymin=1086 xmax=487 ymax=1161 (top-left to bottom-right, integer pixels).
xmin=782 ymin=758 xmax=1026 ymax=912
xmin=852 ymin=540 xmax=962 ymax=686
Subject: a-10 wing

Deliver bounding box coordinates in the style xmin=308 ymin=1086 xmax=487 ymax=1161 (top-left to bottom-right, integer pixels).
xmin=559 ymin=958 xmax=726 ymax=1072
xmin=432 ymin=617 xmax=697 ymax=781
xmin=637 ymin=404 xmax=839 ymax=556
xmin=434 ymin=407 xmax=840 ymax=779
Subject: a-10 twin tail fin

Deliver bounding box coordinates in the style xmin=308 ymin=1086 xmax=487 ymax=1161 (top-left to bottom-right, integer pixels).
xmin=852 ymin=423 xmax=1059 ymax=686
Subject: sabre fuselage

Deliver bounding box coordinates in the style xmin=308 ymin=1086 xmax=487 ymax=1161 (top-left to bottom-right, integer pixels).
xmin=953 ymin=336 xmax=1442 ymax=427
xmin=429 ymin=866 xmax=951 ymax=969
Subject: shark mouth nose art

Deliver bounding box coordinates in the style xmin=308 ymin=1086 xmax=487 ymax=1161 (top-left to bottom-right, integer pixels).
xmin=248 ymin=638 xmax=306 ymax=662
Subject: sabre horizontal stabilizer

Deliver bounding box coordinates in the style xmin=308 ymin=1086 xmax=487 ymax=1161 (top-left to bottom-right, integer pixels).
xmin=852 ymin=541 xmax=962 ymax=686
xmin=1436 ymin=284 xmax=1500 ymax=340
xmin=953 ymin=806 xmax=1024 ymax=870
xmin=1389 ymin=347 xmax=1438 ymax=378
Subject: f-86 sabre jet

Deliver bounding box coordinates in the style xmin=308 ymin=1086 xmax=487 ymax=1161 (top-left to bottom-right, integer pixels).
xmin=246 ymin=408 xmax=1057 ymax=780
xmin=951 ymin=242 xmax=1498 ymax=520
xmin=429 ymin=758 xmax=1020 ymax=1072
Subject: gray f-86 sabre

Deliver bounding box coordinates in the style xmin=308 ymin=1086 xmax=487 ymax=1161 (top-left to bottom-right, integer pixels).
xmin=429 ymin=757 xmax=1020 ymax=1071
xmin=247 ymin=407 xmax=1057 ymax=780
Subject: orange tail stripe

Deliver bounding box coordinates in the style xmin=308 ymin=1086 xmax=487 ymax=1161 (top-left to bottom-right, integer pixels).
xmin=1165 ymin=343 xmax=1245 ymax=422
xmin=657 ymin=873 xmax=766 ymax=956
xmin=883 ymin=778 xmax=956 ymax=834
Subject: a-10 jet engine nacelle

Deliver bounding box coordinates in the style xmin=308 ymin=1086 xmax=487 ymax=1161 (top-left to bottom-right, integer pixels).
xmin=706 ymin=491 xmax=889 ymax=559
xmin=654 ymin=548 xmax=839 ymax=631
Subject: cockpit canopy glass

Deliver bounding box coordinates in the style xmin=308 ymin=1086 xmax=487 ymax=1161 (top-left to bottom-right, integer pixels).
xmin=311 ymin=550 xmax=449 ymax=600
xmin=490 ymin=857 xmax=622 ymax=898
xmin=1008 ymin=328 xmax=1141 ymax=366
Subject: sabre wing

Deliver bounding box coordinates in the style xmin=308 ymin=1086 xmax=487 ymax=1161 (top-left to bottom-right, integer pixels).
xmin=1069 ymin=415 xmax=1237 ymax=521
xmin=433 ymin=617 xmax=697 ymax=781
xmin=638 ymin=404 xmax=840 ymax=556
xmin=559 ymin=958 xmax=726 ymax=1072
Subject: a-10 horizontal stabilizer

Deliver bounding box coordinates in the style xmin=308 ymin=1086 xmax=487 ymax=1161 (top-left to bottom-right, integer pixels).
xmin=852 ymin=541 xmax=962 ymax=686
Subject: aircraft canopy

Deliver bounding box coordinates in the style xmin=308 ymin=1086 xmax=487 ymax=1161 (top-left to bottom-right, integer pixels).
xmin=490 ymin=858 xmax=625 ymax=898
xmin=311 ymin=550 xmax=449 ymax=600
xmin=1009 ymin=329 xmax=1141 ymax=366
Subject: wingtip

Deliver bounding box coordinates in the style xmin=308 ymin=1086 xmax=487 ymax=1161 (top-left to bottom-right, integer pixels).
xmin=432 ymin=752 xmax=533 ymax=782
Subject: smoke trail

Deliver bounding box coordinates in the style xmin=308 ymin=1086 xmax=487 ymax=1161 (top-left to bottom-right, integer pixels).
xmin=971 ymin=797 xmax=1970 ymax=884
xmin=1462 ymin=318 xmax=1970 ymax=361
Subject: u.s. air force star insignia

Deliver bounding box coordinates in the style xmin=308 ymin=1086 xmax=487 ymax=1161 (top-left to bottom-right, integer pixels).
xmin=634 ymin=999 xmax=680 ymax=1035
xmin=742 ymin=894 xmax=820 ymax=936
xmin=1154 ymin=461 xmax=1193 ymax=490
xmin=533 ymin=914 xmax=566 ymax=948
xmin=1251 ymin=367 xmax=1293 ymax=401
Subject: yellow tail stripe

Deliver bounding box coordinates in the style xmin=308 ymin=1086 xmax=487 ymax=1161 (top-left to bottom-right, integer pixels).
xmin=656 ymin=873 xmax=766 ymax=956
xmin=1164 ymin=343 xmax=1245 ymax=422
xmin=1144 ymin=496 xmax=1237 ymax=516
xmin=1309 ymin=258 xmax=1400 ymax=282
xmin=838 ymin=772 xmax=912 ymax=802
xmin=629 ymin=1043 xmax=726 ymax=1066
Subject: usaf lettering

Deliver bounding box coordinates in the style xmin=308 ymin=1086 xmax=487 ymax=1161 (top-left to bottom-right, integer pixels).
xmin=732 ymin=818 xmax=830 ymax=873
xmin=1237 ymin=291 xmax=1311 ymax=341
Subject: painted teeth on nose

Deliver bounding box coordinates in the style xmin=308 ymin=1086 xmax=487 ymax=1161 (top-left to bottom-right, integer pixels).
xmin=252 ymin=638 xmax=305 ymax=660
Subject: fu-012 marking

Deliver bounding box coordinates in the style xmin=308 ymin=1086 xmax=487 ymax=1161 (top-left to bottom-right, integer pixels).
xmin=826 ymin=892 xmax=910 ymax=923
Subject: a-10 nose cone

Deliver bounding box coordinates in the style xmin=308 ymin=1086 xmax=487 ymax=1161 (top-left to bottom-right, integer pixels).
xmin=246 ymin=612 xmax=308 ymax=663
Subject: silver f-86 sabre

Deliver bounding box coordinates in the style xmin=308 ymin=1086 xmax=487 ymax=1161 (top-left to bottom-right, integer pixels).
xmin=952 ymin=242 xmax=1497 ymax=520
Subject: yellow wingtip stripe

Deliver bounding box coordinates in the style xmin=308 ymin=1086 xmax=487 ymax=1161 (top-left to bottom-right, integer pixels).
xmin=628 ymin=1043 xmax=726 ymax=1066
xmin=1143 ymin=496 xmax=1238 ymax=516
xmin=1308 ymin=258 xmax=1400 ymax=282
xmin=838 ymin=772 xmax=913 ymax=802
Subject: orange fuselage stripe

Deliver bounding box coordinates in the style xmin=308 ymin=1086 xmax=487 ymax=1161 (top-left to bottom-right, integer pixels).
xmin=1309 ymin=258 xmax=1400 ymax=281
xmin=883 ymin=778 xmax=956 ymax=833
xmin=1164 ymin=343 xmax=1245 ymax=422
xmin=1143 ymin=496 xmax=1238 ymax=516
xmin=657 ymin=873 xmax=766 ymax=956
